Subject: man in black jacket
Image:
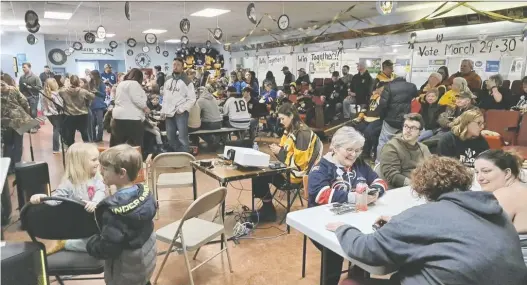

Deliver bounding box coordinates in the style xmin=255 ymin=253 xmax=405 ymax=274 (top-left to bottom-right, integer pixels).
xmin=376 ymin=77 xmax=418 ymax=161
xmin=154 ymin=65 xmax=165 ymax=90
xmin=323 ymin=71 xmax=347 ymax=123
xmin=295 ymin=67 xmax=310 ymax=86
xmin=343 ymin=62 xmax=373 ymax=119
xmin=281 ymin=66 xmax=295 ymax=93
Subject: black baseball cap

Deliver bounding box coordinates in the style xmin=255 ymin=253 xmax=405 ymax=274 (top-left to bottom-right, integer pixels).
xmin=281 ymin=66 xmax=289 ymax=71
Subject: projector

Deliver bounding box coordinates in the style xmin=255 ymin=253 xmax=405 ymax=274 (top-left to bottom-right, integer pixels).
xmin=223 ymin=146 xmax=270 ymax=168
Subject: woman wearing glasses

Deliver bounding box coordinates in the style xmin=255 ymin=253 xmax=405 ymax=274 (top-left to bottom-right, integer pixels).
xmin=307 ymin=126 xmax=387 ymax=285
xmin=437 ymin=109 xmax=489 ymax=168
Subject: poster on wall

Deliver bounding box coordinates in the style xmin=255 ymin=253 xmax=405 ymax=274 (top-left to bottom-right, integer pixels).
xmin=511 ymin=59 xmax=523 ymax=73
xmin=359 ymin=58 xmax=381 ymax=74
xmin=428 ymin=59 xmax=447 ymax=72
xmin=16 ymin=54 xmax=27 ymax=72
xmin=485 ymin=60 xmax=500 ymax=72
xmin=395 ymin=58 xmax=411 ymax=75
xmin=309 ymin=51 xmax=341 ymax=77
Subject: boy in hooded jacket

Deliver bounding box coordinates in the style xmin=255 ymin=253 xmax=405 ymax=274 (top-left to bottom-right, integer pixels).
xmin=87 ymin=144 xmax=156 ymax=285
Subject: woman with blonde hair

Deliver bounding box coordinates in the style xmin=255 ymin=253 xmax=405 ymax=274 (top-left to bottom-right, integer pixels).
xmin=437 ymin=108 xmax=489 ymax=167
xmin=29 ymin=142 xmax=106 ymax=254
xmin=42 ymin=78 xmax=65 ymax=153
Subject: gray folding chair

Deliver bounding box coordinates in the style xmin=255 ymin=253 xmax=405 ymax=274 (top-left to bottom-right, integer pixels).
xmin=149 ymin=152 xmax=197 ymax=218
xmin=153 ymin=187 xmax=233 ymax=285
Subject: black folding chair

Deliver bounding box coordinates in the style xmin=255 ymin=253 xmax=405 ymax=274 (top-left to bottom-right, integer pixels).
xmin=20 ymin=196 xmax=104 ymax=285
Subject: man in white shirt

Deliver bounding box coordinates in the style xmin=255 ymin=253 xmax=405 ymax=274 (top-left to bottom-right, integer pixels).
xmin=160 ymin=58 xmax=196 ymax=152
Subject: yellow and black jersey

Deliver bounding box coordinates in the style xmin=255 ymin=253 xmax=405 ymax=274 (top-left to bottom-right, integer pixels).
xmin=277 ymin=125 xmax=323 ymax=184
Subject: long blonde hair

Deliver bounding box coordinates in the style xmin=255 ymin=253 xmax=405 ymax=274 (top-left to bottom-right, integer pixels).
xmin=450 ymin=109 xmax=483 ymax=140
xmin=64 ymin=143 xmax=100 ymax=186
xmin=44 ymin=78 xmax=58 ymax=98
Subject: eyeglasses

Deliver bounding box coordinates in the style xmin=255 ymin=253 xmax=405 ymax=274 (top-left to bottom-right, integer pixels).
xmin=403 ymin=124 xmax=420 ymax=132
xmin=344 ymin=147 xmax=363 ymax=155
xmin=472 ymin=121 xmax=485 ymax=127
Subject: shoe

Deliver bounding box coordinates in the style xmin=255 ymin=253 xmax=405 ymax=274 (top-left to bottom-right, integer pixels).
xmin=250 ymin=202 xmax=276 ymax=223
xmin=47 ymin=240 xmax=66 ymax=255
xmin=53 ymin=150 xmax=61 ymax=154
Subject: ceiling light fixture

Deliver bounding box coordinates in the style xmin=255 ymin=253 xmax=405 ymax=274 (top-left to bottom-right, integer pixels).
xmin=2 ymin=20 xmax=26 ymax=26
xmin=142 ymin=29 xmax=167 ymax=34
xmin=95 ymin=38 xmax=105 ymax=42
xmin=44 ymin=11 xmax=72 ymax=20
xmin=190 ymin=8 xmax=230 ymax=18
xmin=164 ymin=39 xmax=181 ymax=43
xmin=106 ymin=33 xmax=116 ymax=38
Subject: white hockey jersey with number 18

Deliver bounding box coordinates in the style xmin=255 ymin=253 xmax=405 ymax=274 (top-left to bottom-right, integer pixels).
xmin=223 ymin=97 xmax=251 ymax=129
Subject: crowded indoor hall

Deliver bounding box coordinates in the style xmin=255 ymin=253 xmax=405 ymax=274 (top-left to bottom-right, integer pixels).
xmin=2 ymin=1 xmax=527 ymax=284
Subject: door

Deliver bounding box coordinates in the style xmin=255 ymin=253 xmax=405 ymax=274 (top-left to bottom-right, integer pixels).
xmin=76 ymin=61 xmax=98 ymax=79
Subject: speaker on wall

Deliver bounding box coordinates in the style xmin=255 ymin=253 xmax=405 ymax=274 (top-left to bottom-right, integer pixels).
xmin=14 ymin=162 xmax=50 ymax=211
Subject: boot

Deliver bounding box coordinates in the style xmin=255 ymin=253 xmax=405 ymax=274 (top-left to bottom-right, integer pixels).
xmin=250 ymin=201 xmax=276 ymax=223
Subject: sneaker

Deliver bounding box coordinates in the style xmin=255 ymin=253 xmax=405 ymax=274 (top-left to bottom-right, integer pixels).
xmin=250 ymin=202 xmax=276 ymax=223
xmin=47 ymin=240 xmax=66 ymax=255
xmin=53 ymin=150 xmax=61 ymax=154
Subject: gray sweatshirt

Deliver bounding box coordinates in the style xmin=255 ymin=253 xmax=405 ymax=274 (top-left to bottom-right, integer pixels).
xmin=197 ymin=91 xmax=222 ymax=123
xmin=336 ymin=191 xmax=527 ymax=285
xmin=46 ymin=174 xmax=106 ymax=205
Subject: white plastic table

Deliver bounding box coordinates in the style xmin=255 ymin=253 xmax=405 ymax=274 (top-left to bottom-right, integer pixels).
xmin=287 ymin=186 xmax=425 ymax=279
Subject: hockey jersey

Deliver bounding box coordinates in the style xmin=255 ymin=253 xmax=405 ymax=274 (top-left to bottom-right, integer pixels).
xmin=308 ymin=153 xmax=387 ymax=207
xmin=223 ymin=96 xmax=251 ymax=129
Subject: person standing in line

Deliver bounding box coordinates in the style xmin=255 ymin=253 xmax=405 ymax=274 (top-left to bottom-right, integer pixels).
xmin=344 ymin=62 xmax=373 ymax=120
xmin=282 ymin=66 xmax=295 ymax=94
xmin=39 ymin=65 xmax=55 ymax=85
xmin=100 ymin=64 xmax=117 ymax=86
xmin=18 ymin=62 xmax=42 ymax=133
xmin=161 ymin=58 xmax=196 ymax=153
xmin=89 ymin=70 xmax=108 ymax=143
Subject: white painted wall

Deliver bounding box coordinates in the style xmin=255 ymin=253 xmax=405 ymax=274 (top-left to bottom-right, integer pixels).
xmin=1 ymin=32 xmax=47 ymax=80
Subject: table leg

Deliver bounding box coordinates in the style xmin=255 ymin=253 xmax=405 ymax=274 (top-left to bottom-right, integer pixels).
xmin=321 ymin=246 xmax=328 ymax=285
xmin=192 ymin=168 xmax=197 ymax=200
xmin=220 ymin=182 xmax=227 ymax=250
xmin=286 ymin=189 xmax=291 ymax=234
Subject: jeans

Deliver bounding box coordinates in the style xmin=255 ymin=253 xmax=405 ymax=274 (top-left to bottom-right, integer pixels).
xmin=418 ymin=129 xmax=435 ymax=142
xmin=2 ymin=129 xmax=23 ymax=172
xmin=92 ymin=109 xmax=105 ymax=142
xmin=47 ymin=115 xmax=64 ymax=151
xmin=86 ymin=109 xmax=94 ymax=142
xmin=354 ymin=120 xmax=383 ymax=158
xmin=145 ymin=126 xmax=163 ymax=144
xmin=342 ymin=97 xmax=357 ymax=119
xmin=27 ymin=95 xmax=40 ymax=130
xmin=165 ymin=111 xmax=190 ymax=152
xmin=65 ymin=238 xmax=88 ymax=252
xmin=376 ymin=121 xmax=401 ymax=163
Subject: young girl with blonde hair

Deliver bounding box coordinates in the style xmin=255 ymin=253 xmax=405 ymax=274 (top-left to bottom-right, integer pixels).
xmin=30 ymin=142 xmax=106 ymax=254
xmin=42 ymin=78 xmax=64 ymax=153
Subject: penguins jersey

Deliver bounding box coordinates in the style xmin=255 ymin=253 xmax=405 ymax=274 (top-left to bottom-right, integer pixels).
xmin=307 ymin=155 xmax=387 ymax=207
xmin=223 ymin=97 xmax=251 ymax=129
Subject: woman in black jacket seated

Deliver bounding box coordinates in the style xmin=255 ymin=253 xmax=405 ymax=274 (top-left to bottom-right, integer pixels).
xmin=437 ymin=108 xmax=489 ymax=168
xmin=329 ymin=156 xmax=527 ymax=285
xmin=477 ymin=74 xmax=511 ymax=110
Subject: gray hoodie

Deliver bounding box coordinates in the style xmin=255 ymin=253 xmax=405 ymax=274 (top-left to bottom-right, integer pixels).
xmin=336 ymin=191 xmax=527 ymax=285
xmin=197 ymin=91 xmax=222 ymax=123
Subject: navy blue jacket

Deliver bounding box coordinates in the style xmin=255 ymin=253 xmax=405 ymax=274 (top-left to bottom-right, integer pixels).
xmin=308 ymin=154 xmax=387 ymax=208
xmin=90 ymin=81 xmax=108 ymax=110
xmin=86 ymin=184 xmax=156 ymax=259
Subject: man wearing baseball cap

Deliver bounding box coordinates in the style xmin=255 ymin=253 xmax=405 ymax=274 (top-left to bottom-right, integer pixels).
xmin=281 ymin=66 xmax=295 ymax=93
xmin=296 ymin=67 xmax=310 ymax=86
xmin=101 ymin=63 xmax=116 ymax=85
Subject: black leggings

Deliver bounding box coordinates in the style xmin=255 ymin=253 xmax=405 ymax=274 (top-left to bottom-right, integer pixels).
xmin=251 ymin=174 xmax=288 ymax=199
xmin=110 ymin=119 xmax=145 ymax=148
xmin=63 ymin=115 xmax=89 ymax=146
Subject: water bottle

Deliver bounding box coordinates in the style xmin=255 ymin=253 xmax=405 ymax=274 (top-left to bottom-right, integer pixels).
xmin=253 ymin=142 xmax=259 ymax=151
xmin=355 ymin=178 xmax=369 ymax=212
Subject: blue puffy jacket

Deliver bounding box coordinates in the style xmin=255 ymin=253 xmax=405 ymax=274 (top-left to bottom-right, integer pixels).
xmin=91 ymin=82 xmax=107 ymax=110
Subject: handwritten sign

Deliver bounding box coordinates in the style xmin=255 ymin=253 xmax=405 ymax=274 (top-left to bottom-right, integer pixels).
xmin=311 ymin=51 xmax=340 ymax=62
xmin=416 ymin=38 xmax=518 ymax=57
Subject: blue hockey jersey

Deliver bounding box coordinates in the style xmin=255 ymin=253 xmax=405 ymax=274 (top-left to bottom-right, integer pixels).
xmin=308 ymin=153 xmax=387 ymax=207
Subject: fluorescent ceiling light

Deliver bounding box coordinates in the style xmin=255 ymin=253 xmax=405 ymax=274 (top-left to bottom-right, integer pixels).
xmin=95 ymin=38 xmax=105 ymax=42
xmin=44 ymin=11 xmax=72 ymax=20
xmin=2 ymin=20 xmax=25 ymax=26
xmin=106 ymin=33 xmax=116 ymax=38
xmin=142 ymin=29 xmax=167 ymax=34
xmin=191 ymin=8 xmax=230 ymax=17
xmin=164 ymin=39 xmax=181 ymax=43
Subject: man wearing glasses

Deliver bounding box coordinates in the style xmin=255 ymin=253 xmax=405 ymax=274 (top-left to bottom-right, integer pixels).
xmin=378 ymin=113 xmax=431 ymax=189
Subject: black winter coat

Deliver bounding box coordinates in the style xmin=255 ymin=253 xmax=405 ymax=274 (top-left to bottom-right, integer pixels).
xmin=419 ymin=102 xmax=446 ymax=130
xmin=378 ymin=77 xmax=418 ymax=129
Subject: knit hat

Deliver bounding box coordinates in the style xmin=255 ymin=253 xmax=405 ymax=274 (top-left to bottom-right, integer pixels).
xmin=429 ymin=72 xmax=443 ymax=82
